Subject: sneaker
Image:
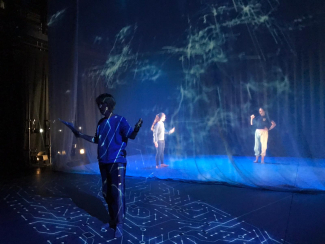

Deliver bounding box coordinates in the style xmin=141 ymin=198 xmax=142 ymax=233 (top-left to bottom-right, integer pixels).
xmin=114 ymin=224 xmax=123 ymax=238
xmin=101 ymin=223 xmax=109 ymax=232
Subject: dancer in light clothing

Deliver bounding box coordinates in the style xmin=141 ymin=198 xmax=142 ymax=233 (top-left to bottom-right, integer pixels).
xmin=250 ymin=108 xmax=276 ymax=163
xmin=151 ymin=113 xmax=175 ymax=168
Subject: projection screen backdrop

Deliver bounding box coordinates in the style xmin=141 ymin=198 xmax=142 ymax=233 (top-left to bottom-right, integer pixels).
xmin=48 ymin=0 xmax=325 ymax=192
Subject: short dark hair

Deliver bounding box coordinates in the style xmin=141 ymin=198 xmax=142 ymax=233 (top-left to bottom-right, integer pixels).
xmin=96 ymin=93 xmax=116 ymax=111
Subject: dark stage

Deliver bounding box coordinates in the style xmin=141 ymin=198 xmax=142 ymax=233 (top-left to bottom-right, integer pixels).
xmin=2 ymin=0 xmax=325 ymax=243
xmin=1 ymin=168 xmax=325 ymax=244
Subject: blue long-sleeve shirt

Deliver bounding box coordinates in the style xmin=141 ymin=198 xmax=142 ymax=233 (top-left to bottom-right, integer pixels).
xmin=92 ymin=115 xmax=134 ymax=164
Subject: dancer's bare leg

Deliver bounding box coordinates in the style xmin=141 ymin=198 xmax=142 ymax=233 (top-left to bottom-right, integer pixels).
xmin=261 ymin=155 xmax=265 ymax=164
xmin=253 ymin=156 xmax=259 ymax=163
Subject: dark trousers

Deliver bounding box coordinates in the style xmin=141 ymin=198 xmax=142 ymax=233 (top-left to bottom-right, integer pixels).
xmin=99 ymin=162 xmax=126 ymax=225
xmin=155 ymin=140 xmax=165 ymax=166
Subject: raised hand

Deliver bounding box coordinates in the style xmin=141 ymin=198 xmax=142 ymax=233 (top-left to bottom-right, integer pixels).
xmin=169 ymin=127 xmax=175 ymax=134
xmin=134 ymin=118 xmax=143 ymax=132
xmin=58 ymin=118 xmax=80 ymax=137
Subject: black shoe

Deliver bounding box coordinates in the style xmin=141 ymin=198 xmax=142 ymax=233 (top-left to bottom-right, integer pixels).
xmin=101 ymin=223 xmax=110 ymax=231
xmin=101 ymin=223 xmax=116 ymax=232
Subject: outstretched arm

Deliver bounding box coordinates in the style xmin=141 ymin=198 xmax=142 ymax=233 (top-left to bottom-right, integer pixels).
xmin=128 ymin=118 xmax=143 ymax=139
xmin=76 ymin=132 xmax=96 ymax=143
xmin=59 ymin=119 xmax=97 ymax=143
xmin=166 ymin=127 xmax=175 ymax=134
xmin=250 ymin=115 xmax=255 ymax=125
xmin=269 ymin=120 xmax=276 ymax=130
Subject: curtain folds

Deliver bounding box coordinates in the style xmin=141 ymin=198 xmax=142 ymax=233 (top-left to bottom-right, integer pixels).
xmin=48 ymin=0 xmax=325 ymax=191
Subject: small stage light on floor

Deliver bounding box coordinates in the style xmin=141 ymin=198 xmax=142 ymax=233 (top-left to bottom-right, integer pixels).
xmin=36 ymin=151 xmax=48 ymax=162
xmin=80 ymin=149 xmax=85 ymax=154
xmin=31 ymin=151 xmax=49 ymax=166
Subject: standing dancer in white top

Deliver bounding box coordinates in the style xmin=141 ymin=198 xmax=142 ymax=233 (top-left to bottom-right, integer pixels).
xmin=151 ymin=113 xmax=175 ymax=168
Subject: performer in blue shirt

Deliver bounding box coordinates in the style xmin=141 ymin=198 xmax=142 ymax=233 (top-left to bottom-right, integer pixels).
xmin=250 ymin=107 xmax=276 ymax=163
xmin=61 ymin=93 xmax=142 ymax=238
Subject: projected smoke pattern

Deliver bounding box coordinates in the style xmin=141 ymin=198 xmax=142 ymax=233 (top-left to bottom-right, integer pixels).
xmin=48 ymin=0 xmax=325 ymax=191
xmin=84 ymin=25 xmax=163 ymax=89
xmin=161 ymin=1 xmax=294 ymax=156
xmin=48 ymin=9 xmax=66 ymax=26
xmin=3 ymin=177 xmax=286 ymax=243
xmin=83 ymin=25 xmax=137 ymax=88
xmin=82 ymin=1 xmax=295 ymax=154
xmin=133 ymin=64 xmax=162 ymax=82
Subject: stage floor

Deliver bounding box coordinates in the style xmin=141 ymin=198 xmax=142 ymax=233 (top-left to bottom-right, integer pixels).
xmin=69 ymin=155 xmax=325 ymax=192
xmin=1 ymin=168 xmax=324 ymax=244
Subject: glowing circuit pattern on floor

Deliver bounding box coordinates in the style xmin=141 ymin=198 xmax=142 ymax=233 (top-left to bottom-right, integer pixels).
xmin=1 ymin=175 xmax=289 ymax=243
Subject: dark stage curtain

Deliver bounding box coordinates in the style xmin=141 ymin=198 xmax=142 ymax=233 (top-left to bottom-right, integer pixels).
xmin=1 ymin=42 xmax=48 ymax=170
xmin=48 ymin=0 xmax=325 ymax=191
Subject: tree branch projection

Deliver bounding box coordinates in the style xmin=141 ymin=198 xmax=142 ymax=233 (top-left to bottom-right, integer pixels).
xmin=84 ymin=25 xmax=162 ymax=88
xmin=51 ymin=1 xmax=315 ymax=156
xmin=48 ymin=9 xmax=66 ymax=26
xmin=161 ymin=1 xmax=296 ymax=155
